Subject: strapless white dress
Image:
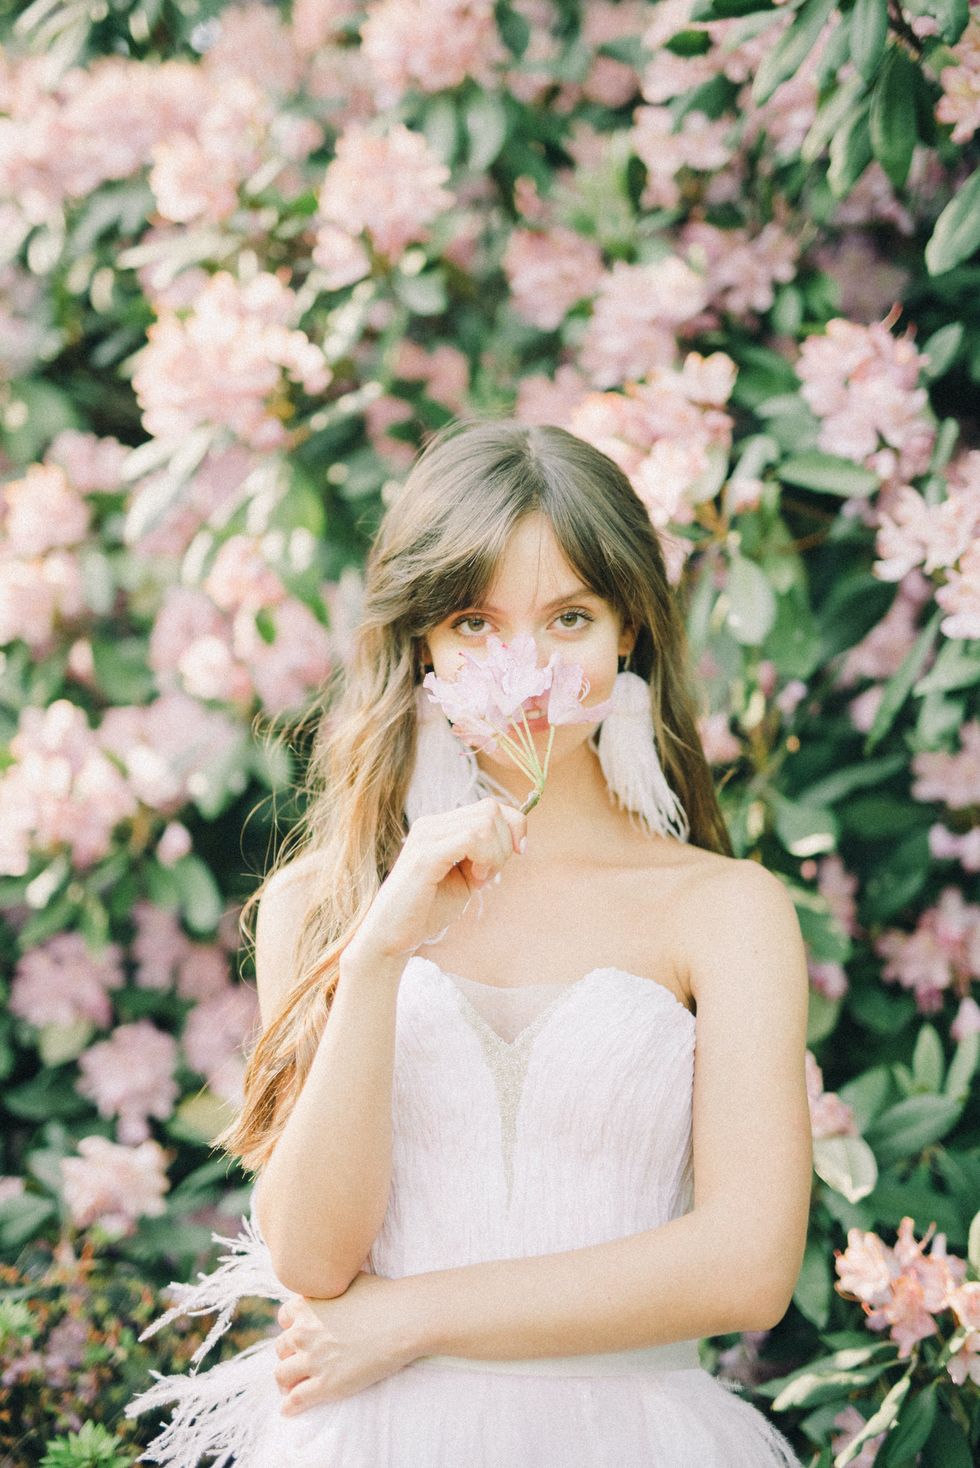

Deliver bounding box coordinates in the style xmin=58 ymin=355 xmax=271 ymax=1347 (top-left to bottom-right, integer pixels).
xmin=125 ymin=954 xmax=804 ymax=1466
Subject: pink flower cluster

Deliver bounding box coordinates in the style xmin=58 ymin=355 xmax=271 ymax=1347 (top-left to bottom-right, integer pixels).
xmin=796 ymin=316 xmax=935 ymax=487
xmin=567 ymin=352 xmax=736 ymax=546
xmin=911 ymin=719 xmax=980 ymax=811
xmin=630 ymin=105 xmax=733 ymax=211
xmin=937 ymin=16 xmax=980 ymax=144
xmin=127 ymin=445 xmax=257 ymax=562
xmin=579 ymin=258 xmax=709 ymax=387
xmin=61 ymin=1135 xmax=170 ymax=1237
xmin=99 ymin=693 xmax=243 ymax=813
xmin=148 ymin=537 xmax=333 ymax=713
xmin=0 ymin=430 xmax=126 ymax=650
xmin=9 ymin=933 xmax=125 ymax=1031
xmin=835 ymin=1216 xmax=974 ymax=1376
xmin=76 ymin=1019 xmax=179 ymax=1143
xmin=837 ymin=569 xmax=933 ymax=686
xmin=502 ymin=227 xmax=605 ymax=332
xmin=805 ymin=1051 xmax=858 ymax=1139
xmin=133 ymin=271 xmax=330 ymax=450
xmin=182 ymin=984 xmax=260 ymax=1104
xmin=681 ymin=220 xmax=799 ymax=319
xmin=360 ymin=0 xmax=504 ymax=106
xmin=875 ymin=886 xmax=980 ymax=1015
xmin=0 ymin=702 xmax=138 ymax=877
xmin=873 ymin=454 xmax=980 ymax=632
xmin=314 ymin=123 xmax=455 ymax=285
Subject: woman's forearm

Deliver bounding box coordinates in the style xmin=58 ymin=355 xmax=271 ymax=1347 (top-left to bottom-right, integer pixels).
xmin=257 ymin=947 xmax=407 ymax=1299
xmin=391 ymin=1203 xmax=790 ymax=1361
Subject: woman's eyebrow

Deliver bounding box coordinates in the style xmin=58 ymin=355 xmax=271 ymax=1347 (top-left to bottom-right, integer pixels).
xmin=461 ymin=585 xmax=598 ymax=616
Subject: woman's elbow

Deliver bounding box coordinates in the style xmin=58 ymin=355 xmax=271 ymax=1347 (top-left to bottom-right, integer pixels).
xmin=271 ymin=1251 xmax=353 ymax=1300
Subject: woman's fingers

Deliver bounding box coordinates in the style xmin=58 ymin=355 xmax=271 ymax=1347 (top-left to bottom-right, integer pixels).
xmin=274 ymin=1351 xmax=309 ymax=1393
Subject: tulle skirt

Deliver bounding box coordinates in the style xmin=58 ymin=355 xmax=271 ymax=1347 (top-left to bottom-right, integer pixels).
xmin=125 ymin=1218 xmax=804 ymax=1468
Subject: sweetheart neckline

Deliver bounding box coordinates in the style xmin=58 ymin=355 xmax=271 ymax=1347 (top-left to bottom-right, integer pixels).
xmin=407 ymin=955 xmax=696 ymax=1047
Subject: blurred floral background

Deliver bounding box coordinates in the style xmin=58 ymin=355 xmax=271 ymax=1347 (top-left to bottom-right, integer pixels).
xmin=0 ymin=0 xmax=978 ymax=1463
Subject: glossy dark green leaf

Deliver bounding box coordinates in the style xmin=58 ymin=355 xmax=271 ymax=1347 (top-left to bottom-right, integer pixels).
xmin=863 ymin=607 xmax=943 ymax=752
xmin=876 ymin=1381 xmax=938 ymax=1467
xmin=926 ymin=167 xmax=980 ymax=275
xmin=752 ymin=0 xmax=837 ymax=105
xmin=850 ymin=0 xmax=888 ymax=80
xmin=780 ymin=451 xmax=879 ymax=497
xmin=828 ymin=99 xmax=872 ymax=195
xmin=870 ymin=46 xmax=918 ymax=190
xmin=866 ymin=1093 xmax=964 ymax=1169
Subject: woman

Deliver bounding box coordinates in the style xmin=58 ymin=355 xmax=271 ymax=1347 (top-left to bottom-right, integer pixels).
xmin=127 ymin=419 xmax=812 ymax=1466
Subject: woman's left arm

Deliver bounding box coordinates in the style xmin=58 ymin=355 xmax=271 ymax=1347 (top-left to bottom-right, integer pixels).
xmin=275 ymin=861 xmax=813 ymax=1408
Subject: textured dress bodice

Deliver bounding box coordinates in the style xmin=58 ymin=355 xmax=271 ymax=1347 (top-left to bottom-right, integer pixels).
xmin=126 ymin=952 xmax=804 ymax=1468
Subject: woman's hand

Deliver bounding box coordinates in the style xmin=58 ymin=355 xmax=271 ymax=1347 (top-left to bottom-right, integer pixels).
xmin=273 ymin=1272 xmax=419 ymax=1415
xmin=343 ymin=796 xmax=528 ymax=970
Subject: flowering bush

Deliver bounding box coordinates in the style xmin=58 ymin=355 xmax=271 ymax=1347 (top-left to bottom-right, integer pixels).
xmin=1 ymin=0 xmax=979 ymax=1462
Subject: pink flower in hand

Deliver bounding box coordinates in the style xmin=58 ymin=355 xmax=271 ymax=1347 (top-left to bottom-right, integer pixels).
xmin=421 ymin=633 xmax=608 ymax=811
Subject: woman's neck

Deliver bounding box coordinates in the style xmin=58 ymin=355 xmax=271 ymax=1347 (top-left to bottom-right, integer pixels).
xmin=476 ymin=739 xmax=627 ymax=862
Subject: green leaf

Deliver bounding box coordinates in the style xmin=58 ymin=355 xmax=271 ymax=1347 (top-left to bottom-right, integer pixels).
xmin=752 ymin=0 xmax=837 ymax=105
xmin=465 ymin=93 xmax=509 ymax=171
xmin=779 ymin=451 xmax=878 ymax=497
xmin=91 ymin=636 xmax=157 ymax=703
xmin=885 ymin=1391 xmax=945 ymax=1468
xmin=801 ymin=74 xmax=865 ymax=163
xmin=870 ymin=46 xmax=918 ymax=190
xmin=921 ymin=1411 xmax=973 ymax=1468
xmin=169 ymin=853 xmax=223 ymax=935
xmin=795 ymin=753 xmax=905 ymax=807
xmin=828 ymin=100 xmax=872 ymax=196
xmin=911 ymin=1024 xmax=945 ymax=1093
xmin=968 ymin=1208 xmax=980 ymax=1273
xmin=792 ymin=1237 xmax=833 ymax=1327
xmin=726 ymin=553 xmax=777 ymax=644
xmin=944 ymin=1029 xmax=979 ymax=1102
xmin=772 ymin=794 xmax=839 ymax=857
xmin=813 ymin=1134 xmax=878 ymax=1204
xmin=393 ymin=268 xmax=448 ymax=317
xmin=850 ymin=0 xmax=888 ymax=80
xmin=863 ymin=607 xmax=943 ymax=753
xmin=866 ymin=1093 xmax=964 ymax=1169
xmin=926 ymin=167 xmax=980 ymax=275
xmin=770 ymin=1356 xmax=896 ymax=1409
xmin=495 ymin=0 xmax=532 ymax=56
xmin=0 ymin=1193 xmax=57 ymax=1251
xmin=838 ymin=1065 xmax=892 ymax=1131
xmin=921 ymin=322 xmax=964 ymax=380
xmin=913 ymin=636 xmax=980 ymax=693
xmin=835 ymin=1368 xmax=913 ymax=1467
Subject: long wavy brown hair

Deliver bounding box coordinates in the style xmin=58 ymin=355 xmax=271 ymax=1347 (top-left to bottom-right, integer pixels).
xmin=216 ymin=417 xmax=733 ymax=1173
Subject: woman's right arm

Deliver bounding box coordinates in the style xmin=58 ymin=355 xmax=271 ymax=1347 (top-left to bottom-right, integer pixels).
xmin=253 ymin=797 xmax=528 ymax=1300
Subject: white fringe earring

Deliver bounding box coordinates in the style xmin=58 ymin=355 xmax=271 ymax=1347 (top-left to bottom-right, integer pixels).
xmin=405 ymin=682 xmax=483 ymax=825
xmin=592 ymin=662 xmax=690 ymax=843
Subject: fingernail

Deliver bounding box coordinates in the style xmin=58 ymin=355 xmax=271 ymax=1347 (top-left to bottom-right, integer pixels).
xmin=519 ymin=836 xmax=528 ymax=855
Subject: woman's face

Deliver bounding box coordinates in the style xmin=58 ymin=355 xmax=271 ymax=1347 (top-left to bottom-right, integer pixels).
xmin=420 ymin=513 xmax=635 ymax=768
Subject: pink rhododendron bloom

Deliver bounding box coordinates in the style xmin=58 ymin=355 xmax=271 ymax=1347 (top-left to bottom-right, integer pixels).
xmin=930 ymin=822 xmax=980 ymax=873
xmin=873 ymin=455 xmax=980 ymax=580
xmin=946 ymin=1280 xmax=980 ymax=1386
xmin=0 ymin=463 xmax=90 ymax=556
xmin=936 ymin=539 xmax=980 ymax=638
xmin=392 ymin=341 xmax=470 ymax=412
xmin=0 ymin=701 xmax=138 ymax=875
xmin=681 ymin=220 xmax=799 ymax=319
xmin=952 ymin=994 xmax=980 ymax=1042
xmin=9 ymin=932 xmax=124 ymax=1030
xmin=515 ymin=365 xmax=590 ymax=427
xmin=815 ymin=854 xmax=860 ymax=937
xmin=232 ymin=597 xmax=333 ymax=714
xmin=45 ymin=429 xmax=128 ymax=493
xmin=805 ymin=1051 xmax=858 ymax=1139
xmin=423 ymin=632 xmax=612 ymax=810
xmin=204 ymin=1 xmax=306 ymax=94
xmin=875 ymin=886 xmax=980 ymax=1012
xmin=131 ymin=900 xmax=191 ymax=990
xmin=99 ymin=693 xmax=243 ymax=813
xmin=157 ymin=820 xmax=193 ymax=867
xmin=697 ymin=712 xmax=741 ymax=764
xmin=0 ymin=1176 xmax=25 ymax=1205
xmin=203 ymin=535 xmax=287 ymax=613
xmin=364 ymin=393 xmax=416 ymax=468
xmin=630 ymin=106 xmax=733 ymax=211
xmin=937 ymin=17 xmax=980 ymax=143
xmin=360 ymin=0 xmax=503 ymax=105
xmin=808 ymin=959 xmax=849 ymax=1001
xmin=911 ymin=720 xmax=980 ymax=810
xmin=182 ymin=983 xmax=260 ymax=1103
xmin=76 ymin=1019 xmax=179 ymax=1143
xmin=503 ymin=227 xmax=604 ymax=332
xmin=837 ymin=569 xmax=932 ymax=684
xmin=835 ymin=1216 xmax=967 ymax=1360
xmin=847 ymin=683 xmax=884 ymax=734
xmin=148 ymin=587 xmax=250 ymax=706
xmin=61 ymin=1135 xmax=170 ymax=1238
xmin=797 ymin=315 xmax=934 ymax=485
xmin=580 ymin=258 xmax=709 ymax=387
xmin=0 ymin=551 xmax=87 ymax=652
xmin=316 ymin=123 xmax=454 ymax=264
xmin=176 ymin=943 xmax=231 ymax=1002
xmin=133 ymin=271 xmax=330 ymax=450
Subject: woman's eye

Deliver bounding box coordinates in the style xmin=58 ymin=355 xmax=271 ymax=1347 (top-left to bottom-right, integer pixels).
xmin=451 ymin=616 xmax=489 ymax=634
xmin=556 ymin=610 xmax=591 ymax=629
xmin=450 ymin=610 xmax=593 ymax=636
